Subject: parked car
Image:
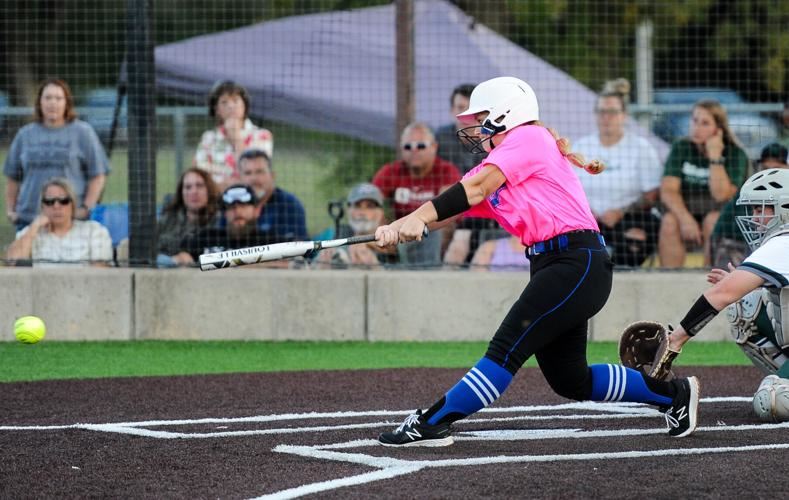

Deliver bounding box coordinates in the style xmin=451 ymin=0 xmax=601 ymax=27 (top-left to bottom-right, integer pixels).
xmin=652 ymin=88 xmax=780 ymax=159
xmin=80 ymin=87 xmax=127 ymax=146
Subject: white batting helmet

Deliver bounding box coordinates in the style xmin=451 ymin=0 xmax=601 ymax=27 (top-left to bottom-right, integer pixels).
xmin=455 ymin=77 xmax=539 ymax=153
xmin=735 ymin=168 xmax=789 ymax=250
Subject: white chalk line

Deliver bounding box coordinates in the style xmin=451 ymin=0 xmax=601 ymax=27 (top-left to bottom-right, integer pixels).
xmin=263 ymin=439 xmax=789 ymax=500
xmin=249 ymin=466 xmax=423 ymax=500
xmin=0 ymin=398 xmax=741 ymax=432
xmin=0 ymin=397 xmax=783 ymax=500
xmin=265 ymin=422 xmax=789 ymax=500
xmin=0 ymin=400 xmax=703 ymax=435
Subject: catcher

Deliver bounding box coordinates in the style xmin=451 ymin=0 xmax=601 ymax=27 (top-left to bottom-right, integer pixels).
xmin=621 ymin=168 xmax=789 ymax=421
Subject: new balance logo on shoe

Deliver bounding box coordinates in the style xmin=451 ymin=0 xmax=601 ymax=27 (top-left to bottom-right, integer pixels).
xmin=379 ymin=410 xmax=454 ymax=447
xmin=665 ymin=376 xmax=700 ymax=438
xmin=405 ymin=429 xmax=422 ymax=441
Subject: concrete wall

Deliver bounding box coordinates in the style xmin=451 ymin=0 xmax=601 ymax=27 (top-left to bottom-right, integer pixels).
xmin=0 ymin=268 xmax=133 ymax=341
xmin=0 ymin=268 xmax=730 ymax=342
xmin=133 ymin=269 xmax=365 ymax=340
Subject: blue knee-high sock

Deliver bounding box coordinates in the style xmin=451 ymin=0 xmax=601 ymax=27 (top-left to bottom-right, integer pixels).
xmin=426 ymin=357 xmax=513 ymax=425
xmin=589 ymin=364 xmax=672 ymax=406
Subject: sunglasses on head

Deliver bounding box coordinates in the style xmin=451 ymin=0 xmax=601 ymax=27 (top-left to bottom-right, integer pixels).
xmin=42 ymin=197 xmax=72 ymax=206
xmin=402 ymin=141 xmax=431 ymax=151
xmin=222 ymin=187 xmax=254 ymax=206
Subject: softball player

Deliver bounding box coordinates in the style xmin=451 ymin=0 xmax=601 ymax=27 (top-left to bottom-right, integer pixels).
xmin=375 ymin=77 xmax=700 ymax=446
xmin=666 ymin=168 xmax=789 ymax=420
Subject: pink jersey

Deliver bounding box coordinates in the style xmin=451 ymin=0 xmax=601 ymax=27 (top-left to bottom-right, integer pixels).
xmin=462 ymin=125 xmax=599 ymax=247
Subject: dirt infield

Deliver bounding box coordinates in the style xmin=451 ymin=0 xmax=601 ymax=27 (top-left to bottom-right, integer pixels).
xmin=2 ymin=366 xmax=788 ymax=499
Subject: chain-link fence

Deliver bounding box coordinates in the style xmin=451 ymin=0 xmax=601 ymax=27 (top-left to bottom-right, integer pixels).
xmin=1 ymin=0 xmax=786 ymax=269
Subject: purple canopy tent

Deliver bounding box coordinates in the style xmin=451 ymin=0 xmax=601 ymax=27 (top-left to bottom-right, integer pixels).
xmin=155 ymin=0 xmax=666 ymax=155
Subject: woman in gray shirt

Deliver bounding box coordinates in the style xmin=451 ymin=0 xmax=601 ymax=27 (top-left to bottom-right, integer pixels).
xmin=4 ymin=78 xmax=109 ymax=230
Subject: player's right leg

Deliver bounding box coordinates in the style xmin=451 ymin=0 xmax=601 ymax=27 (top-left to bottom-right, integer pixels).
xmin=535 ymin=323 xmax=701 ymax=437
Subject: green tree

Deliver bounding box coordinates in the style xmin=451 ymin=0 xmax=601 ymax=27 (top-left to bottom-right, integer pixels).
xmin=457 ymin=0 xmax=786 ymax=100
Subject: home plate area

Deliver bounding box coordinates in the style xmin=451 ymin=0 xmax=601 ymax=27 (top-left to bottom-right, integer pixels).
xmin=2 ymin=367 xmax=789 ymax=498
xmin=261 ymin=400 xmax=789 ymax=498
xmin=8 ymin=399 xmax=789 ymax=499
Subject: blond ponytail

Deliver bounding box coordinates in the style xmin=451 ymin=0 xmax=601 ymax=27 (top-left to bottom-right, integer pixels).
xmin=534 ymin=122 xmax=605 ymax=175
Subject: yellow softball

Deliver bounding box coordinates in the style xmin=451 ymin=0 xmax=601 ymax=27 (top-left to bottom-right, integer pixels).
xmin=14 ymin=316 xmax=46 ymax=344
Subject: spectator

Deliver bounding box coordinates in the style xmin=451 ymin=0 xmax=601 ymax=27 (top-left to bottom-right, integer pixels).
xmin=710 ymin=142 xmax=789 ymax=268
xmin=658 ymin=99 xmax=749 ymax=268
xmin=6 ymin=178 xmax=112 ymax=267
xmin=4 ymin=78 xmax=109 ymax=231
xmin=157 ymin=168 xmax=221 ymax=267
xmin=470 ymin=234 xmax=529 ymax=272
xmin=174 ymin=184 xmax=281 ymax=265
xmin=194 ymin=81 xmax=273 ymax=189
xmin=435 ymin=83 xmax=487 ymax=175
xmin=372 ymin=122 xmax=461 ymax=267
xmin=313 ymin=183 xmax=397 ymax=269
xmin=236 ymin=148 xmax=308 ymax=241
xmin=573 ymin=78 xmax=662 ymax=267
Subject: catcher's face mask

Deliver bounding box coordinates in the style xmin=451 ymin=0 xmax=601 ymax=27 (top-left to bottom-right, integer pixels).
xmin=735 ymin=168 xmax=789 ymax=250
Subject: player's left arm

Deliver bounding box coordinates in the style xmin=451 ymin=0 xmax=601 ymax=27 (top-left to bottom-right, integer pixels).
xmin=669 ymin=270 xmax=765 ymax=351
xmin=376 ymin=165 xmax=506 ymax=245
xmin=414 ymin=164 xmax=505 ymax=225
xmin=706 ymin=270 xmax=765 ymax=309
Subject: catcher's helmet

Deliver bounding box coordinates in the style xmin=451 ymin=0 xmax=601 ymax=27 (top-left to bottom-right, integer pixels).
xmin=736 ymin=168 xmax=789 ymax=250
xmin=455 ymin=77 xmax=539 ymax=154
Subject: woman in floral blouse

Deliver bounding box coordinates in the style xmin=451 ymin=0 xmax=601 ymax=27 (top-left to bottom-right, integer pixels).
xmin=193 ymin=81 xmax=273 ymax=189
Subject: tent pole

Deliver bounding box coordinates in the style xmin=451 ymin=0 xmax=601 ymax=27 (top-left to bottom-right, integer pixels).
xmin=395 ymin=0 xmax=415 ymax=146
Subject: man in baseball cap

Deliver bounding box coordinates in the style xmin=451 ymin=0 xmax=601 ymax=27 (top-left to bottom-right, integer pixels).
xmin=758 ymin=142 xmax=788 ymax=168
xmin=175 ymin=184 xmax=282 ymax=264
xmin=314 ymin=183 xmax=396 ymax=268
xmin=347 ymin=182 xmax=384 ymax=207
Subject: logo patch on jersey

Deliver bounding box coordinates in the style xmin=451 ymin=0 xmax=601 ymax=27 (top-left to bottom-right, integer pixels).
xmin=489 ymin=185 xmax=507 ymax=208
xmin=681 ymin=161 xmax=711 ymax=185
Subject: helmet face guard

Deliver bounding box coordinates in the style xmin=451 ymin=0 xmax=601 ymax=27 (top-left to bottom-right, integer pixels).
xmin=455 ymin=120 xmax=504 ymax=154
xmin=735 ymin=203 xmax=782 ymax=251
xmin=735 ymin=168 xmax=789 ymax=250
xmin=454 ymin=77 xmax=539 ymax=155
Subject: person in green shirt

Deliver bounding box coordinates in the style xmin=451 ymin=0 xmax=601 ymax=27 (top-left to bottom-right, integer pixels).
xmin=658 ymin=99 xmax=750 ymax=268
xmin=710 ymin=143 xmax=789 ymax=269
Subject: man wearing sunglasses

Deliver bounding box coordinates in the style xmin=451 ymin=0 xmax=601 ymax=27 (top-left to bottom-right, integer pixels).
xmin=372 ymin=122 xmax=461 ymax=267
xmin=174 ymin=184 xmax=283 ymax=265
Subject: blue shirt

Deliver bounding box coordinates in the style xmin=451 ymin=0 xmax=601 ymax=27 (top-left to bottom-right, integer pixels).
xmin=219 ymin=187 xmax=308 ymax=241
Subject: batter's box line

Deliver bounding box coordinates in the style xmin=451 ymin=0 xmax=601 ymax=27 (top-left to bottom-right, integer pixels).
xmin=0 ymin=401 xmax=656 ymax=433
xmin=307 ymin=420 xmax=789 ymax=451
xmin=0 ymin=398 xmax=754 ymax=437
xmin=260 ymin=440 xmax=789 ymax=500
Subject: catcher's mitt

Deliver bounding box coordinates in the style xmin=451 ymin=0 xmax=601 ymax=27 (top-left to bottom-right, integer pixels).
xmin=618 ymin=320 xmax=680 ymax=381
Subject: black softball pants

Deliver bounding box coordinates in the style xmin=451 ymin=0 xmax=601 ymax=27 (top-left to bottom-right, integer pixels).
xmin=485 ymin=231 xmax=613 ymax=401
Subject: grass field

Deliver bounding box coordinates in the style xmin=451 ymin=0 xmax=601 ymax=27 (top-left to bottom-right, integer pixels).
xmin=0 ymin=340 xmax=748 ymax=383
